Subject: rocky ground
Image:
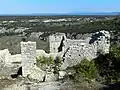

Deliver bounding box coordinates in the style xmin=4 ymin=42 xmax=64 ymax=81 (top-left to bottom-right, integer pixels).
xmin=0 ymin=63 xmax=104 ymax=90
xmin=1 ymin=79 xmax=103 ymax=90
xmin=0 ymin=63 xmax=21 ymax=89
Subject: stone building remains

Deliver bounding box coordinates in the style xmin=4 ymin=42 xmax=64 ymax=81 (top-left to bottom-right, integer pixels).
xmin=49 ymin=30 xmax=110 ymax=69
xmin=21 ymin=41 xmax=36 ymax=77
xmin=0 ymin=30 xmax=110 ymax=76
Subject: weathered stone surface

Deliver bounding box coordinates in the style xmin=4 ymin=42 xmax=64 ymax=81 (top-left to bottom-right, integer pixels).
xmin=59 ymin=71 xmax=66 ymax=79
xmin=49 ymin=33 xmax=66 ymax=53
xmin=36 ymin=49 xmax=58 ymax=60
xmin=0 ymin=49 xmax=12 ymax=63
xmin=49 ymin=30 xmax=110 ymax=69
xmin=45 ymin=72 xmax=57 ymax=82
xmin=21 ymin=41 xmax=36 ymax=77
xmin=11 ymin=54 xmax=21 ymax=63
xmin=28 ymin=66 xmax=45 ymax=82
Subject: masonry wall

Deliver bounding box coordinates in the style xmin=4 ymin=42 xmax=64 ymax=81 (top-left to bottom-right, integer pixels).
xmin=49 ymin=30 xmax=110 ymax=69
xmin=65 ymin=39 xmax=86 ymax=50
xmin=0 ymin=49 xmax=12 ymax=63
xmin=21 ymin=41 xmax=36 ymax=77
xmin=61 ymin=44 xmax=98 ymax=69
xmin=61 ymin=30 xmax=110 ymax=69
xmin=49 ymin=33 xmax=66 ymax=53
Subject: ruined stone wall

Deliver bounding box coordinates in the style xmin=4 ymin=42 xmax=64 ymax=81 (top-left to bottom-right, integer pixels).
xmin=0 ymin=30 xmax=110 ymax=72
xmin=49 ymin=30 xmax=110 ymax=69
xmin=96 ymin=31 xmax=110 ymax=54
xmin=65 ymin=39 xmax=86 ymax=50
xmin=61 ymin=30 xmax=110 ymax=69
xmin=49 ymin=33 xmax=66 ymax=53
xmin=61 ymin=43 xmax=99 ymax=69
xmin=0 ymin=49 xmax=12 ymax=63
xmin=21 ymin=41 xmax=36 ymax=77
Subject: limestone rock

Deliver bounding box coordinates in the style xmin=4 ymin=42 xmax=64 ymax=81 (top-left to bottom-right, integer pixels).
xmin=28 ymin=66 xmax=45 ymax=82
xmin=59 ymin=71 xmax=66 ymax=79
xmin=0 ymin=49 xmax=12 ymax=63
xmin=11 ymin=54 xmax=21 ymax=63
xmin=45 ymin=72 xmax=57 ymax=82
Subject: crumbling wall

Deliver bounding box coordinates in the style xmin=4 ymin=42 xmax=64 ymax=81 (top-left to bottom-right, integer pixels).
xmin=64 ymin=39 xmax=86 ymax=51
xmin=36 ymin=49 xmax=58 ymax=59
xmin=0 ymin=30 xmax=110 ymax=72
xmin=48 ymin=30 xmax=110 ymax=69
xmin=95 ymin=31 xmax=110 ymax=54
xmin=0 ymin=49 xmax=12 ymax=63
xmin=61 ymin=30 xmax=110 ymax=69
xmin=49 ymin=33 xmax=66 ymax=53
xmin=61 ymin=43 xmax=98 ymax=69
xmin=21 ymin=41 xmax=36 ymax=77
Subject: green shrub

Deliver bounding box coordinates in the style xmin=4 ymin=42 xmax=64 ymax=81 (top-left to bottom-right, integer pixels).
xmin=110 ymin=44 xmax=120 ymax=59
xmin=73 ymin=59 xmax=98 ymax=82
xmin=95 ymin=44 xmax=120 ymax=84
xmin=36 ymin=55 xmax=54 ymax=67
xmin=54 ymin=56 xmax=62 ymax=74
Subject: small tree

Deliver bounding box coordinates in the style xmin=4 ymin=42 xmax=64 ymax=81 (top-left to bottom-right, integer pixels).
xmin=73 ymin=59 xmax=98 ymax=82
xmin=36 ymin=55 xmax=54 ymax=71
xmin=95 ymin=44 xmax=120 ymax=84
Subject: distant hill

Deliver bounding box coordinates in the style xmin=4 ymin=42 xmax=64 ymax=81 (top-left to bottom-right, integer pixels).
xmin=0 ymin=12 xmax=120 ymax=16
xmin=30 ymin=12 xmax=120 ymax=16
xmin=67 ymin=11 xmax=120 ymax=15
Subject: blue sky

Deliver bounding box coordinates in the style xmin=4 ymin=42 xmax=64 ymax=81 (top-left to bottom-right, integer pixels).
xmin=0 ymin=0 xmax=120 ymax=14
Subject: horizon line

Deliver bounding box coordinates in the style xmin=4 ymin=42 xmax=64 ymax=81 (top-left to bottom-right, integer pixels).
xmin=0 ymin=11 xmax=119 ymax=16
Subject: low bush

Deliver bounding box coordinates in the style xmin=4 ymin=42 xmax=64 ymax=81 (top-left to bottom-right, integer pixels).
xmin=54 ymin=56 xmax=62 ymax=74
xmin=36 ymin=55 xmax=54 ymax=67
xmin=95 ymin=44 xmax=120 ymax=84
xmin=73 ymin=59 xmax=98 ymax=82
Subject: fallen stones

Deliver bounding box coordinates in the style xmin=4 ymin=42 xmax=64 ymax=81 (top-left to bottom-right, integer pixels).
xmin=28 ymin=66 xmax=45 ymax=82
xmin=59 ymin=71 xmax=66 ymax=79
xmin=45 ymin=72 xmax=57 ymax=82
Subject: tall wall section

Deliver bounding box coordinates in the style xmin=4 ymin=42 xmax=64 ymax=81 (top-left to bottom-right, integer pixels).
xmin=61 ymin=30 xmax=110 ymax=69
xmin=49 ymin=33 xmax=66 ymax=53
xmin=21 ymin=41 xmax=36 ymax=77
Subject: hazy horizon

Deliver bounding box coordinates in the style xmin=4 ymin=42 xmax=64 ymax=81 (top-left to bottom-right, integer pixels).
xmin=0 ymin=0 xmax=120 ymax=14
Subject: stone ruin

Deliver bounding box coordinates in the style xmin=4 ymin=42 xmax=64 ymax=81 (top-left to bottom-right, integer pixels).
xmin=0 ymin=30 xmax=110 ymax=79
xmin=20 ymin=41 xmax=47 ymax=81
xmin=49 ymin=30 xmax=110 ymax=69
xmin=0 ymin=49 xmax=12 ymax=64
xmin=0 ymin=30 xmax=111 ymax=90
xmin=21 ymin=41 xmax=36 ymax=77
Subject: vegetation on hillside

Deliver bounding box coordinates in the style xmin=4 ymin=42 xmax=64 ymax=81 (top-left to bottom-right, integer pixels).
xmin=0 ymin=16 xmax=120 ymax=37
xmin=73 ymin=59 xmax=98 ymax=82
xmin=95 ymin=44 xmax=120 ymax=84
xmin=72 ymin=44 xmax=120 ymax=86
xmin=36 ymin=55 xmax=62 ymax=75
xmin=36 ymin=55 xmax=54 ymax=67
